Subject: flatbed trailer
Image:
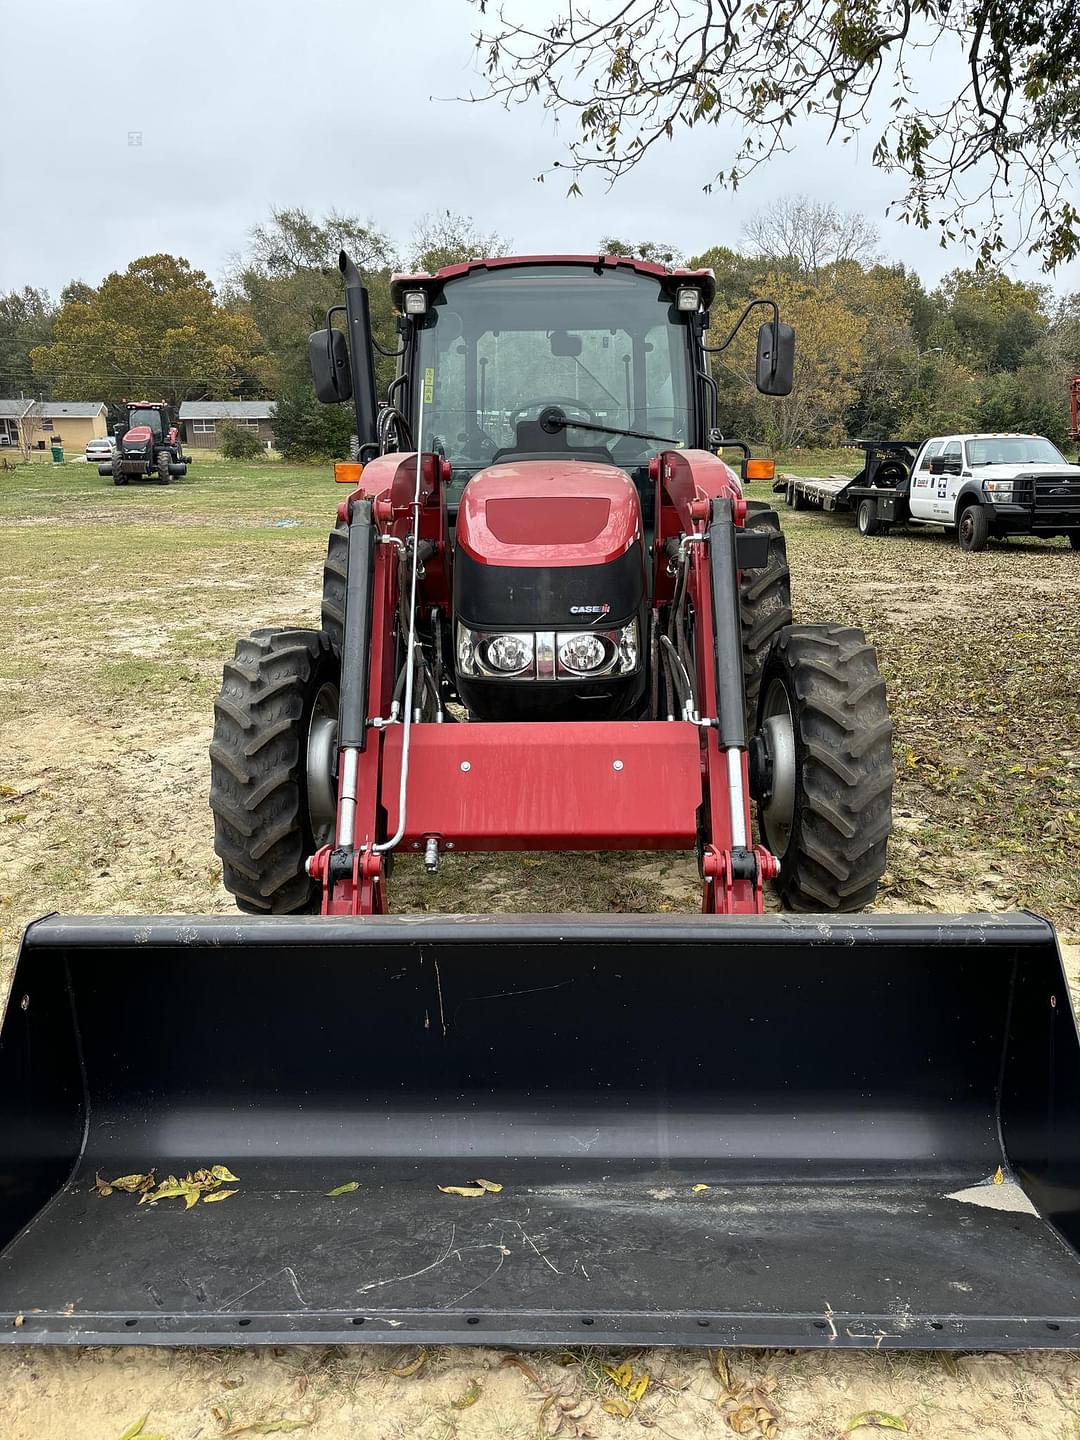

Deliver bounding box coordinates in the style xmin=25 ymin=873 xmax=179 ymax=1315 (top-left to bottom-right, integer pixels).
xmin=775 ymin=441 xmax=919 ymax=514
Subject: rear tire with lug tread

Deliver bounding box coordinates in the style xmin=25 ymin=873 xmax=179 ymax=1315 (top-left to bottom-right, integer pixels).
xmin=756 ymin=623 xmax=893 ymax=912
xmin=740 ymin=503 xmax=792 ymax=728
xmin=210 ymin=627 xmax=339 ymax=914
xmin=857 ymin=498 xmax=881 ymax=537
xmin=958 ymin=504 xmax=988 ymax=552
xmin=157 ymin=452 xmax=171 ymax=485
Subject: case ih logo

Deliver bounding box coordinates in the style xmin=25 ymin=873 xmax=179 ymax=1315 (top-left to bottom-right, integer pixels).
xmin=569 ymin=604 xmax=611 ymax=620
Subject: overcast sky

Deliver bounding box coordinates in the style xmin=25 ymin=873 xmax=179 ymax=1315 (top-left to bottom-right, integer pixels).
xmin=3 ymin=0 xmax=1077 ymax=298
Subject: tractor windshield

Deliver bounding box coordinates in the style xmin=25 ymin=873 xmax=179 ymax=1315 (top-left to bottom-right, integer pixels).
xmin=414 ymin=265 xmax=694 ymax=486
xmin=130 ymin=408 xmax=163 ymax=439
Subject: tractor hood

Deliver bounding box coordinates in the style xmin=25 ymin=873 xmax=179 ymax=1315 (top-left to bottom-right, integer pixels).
xmin=973 ymin=462 xmax=1080 ymax=481
xmin=122 ymin=425 xmax=153 ymax=446
xmin=456 ymin=461 xmax=642 ymax=569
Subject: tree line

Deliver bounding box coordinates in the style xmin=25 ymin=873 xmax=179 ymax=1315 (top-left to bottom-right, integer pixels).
xmin=2 ymin=201 xmax=1078 ymax=458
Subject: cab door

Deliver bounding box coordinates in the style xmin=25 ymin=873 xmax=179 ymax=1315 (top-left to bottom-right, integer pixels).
xmin=908 ymin=440 xmax=943 ymax=519
xmin=933 ymin=439 xmax=962 ymax=519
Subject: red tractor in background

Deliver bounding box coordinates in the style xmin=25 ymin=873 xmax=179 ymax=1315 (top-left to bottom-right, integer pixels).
xmin=101 ymin=400 xmax=189 ymax=484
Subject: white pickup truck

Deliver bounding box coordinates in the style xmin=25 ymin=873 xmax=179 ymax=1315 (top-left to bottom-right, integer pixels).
xmin=852 ymin=432 xmax=1080 ymax=552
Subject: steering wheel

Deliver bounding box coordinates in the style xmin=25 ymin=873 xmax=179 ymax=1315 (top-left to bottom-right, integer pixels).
xmin=508 ymin=397 xmax=601 ymax=431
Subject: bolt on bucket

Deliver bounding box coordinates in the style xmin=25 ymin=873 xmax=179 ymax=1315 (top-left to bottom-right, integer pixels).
xmin=0 ymin=911 xmax=1078 ymax=1348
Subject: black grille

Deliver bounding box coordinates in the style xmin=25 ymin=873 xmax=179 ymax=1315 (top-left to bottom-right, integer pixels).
xmin=1031 ymin=473 xmax=1080 ymax=512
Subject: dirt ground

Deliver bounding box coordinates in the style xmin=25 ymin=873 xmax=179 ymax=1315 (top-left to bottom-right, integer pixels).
xmin=1 ymin=460 xmax=1079 ymax=1438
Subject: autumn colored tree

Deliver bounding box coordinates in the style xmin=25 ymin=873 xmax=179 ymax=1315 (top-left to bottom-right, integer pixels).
xmin=30 ymin=256 xmax=261 ymax=406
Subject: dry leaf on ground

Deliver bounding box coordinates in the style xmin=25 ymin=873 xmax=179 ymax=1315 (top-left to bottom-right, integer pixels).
xmin=325 ymin=1181 xmax=360 ymax=1197
xmin=845 ymin=1413 xmax=907 ymax=1434
xmin=450 ymin=1379 xmax=483 ymax=1409
xmin=388 ymin=1348 xmax=428 ymax=1378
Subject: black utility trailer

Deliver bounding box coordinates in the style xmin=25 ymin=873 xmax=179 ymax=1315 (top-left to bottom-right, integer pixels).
xmin=776 ymin=440 xmax=920 ymax=521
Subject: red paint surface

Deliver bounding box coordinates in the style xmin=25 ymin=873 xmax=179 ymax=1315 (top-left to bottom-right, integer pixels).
xmin=456 ymin=462 xmax=641 ymax=567
xmin=381 ymin=721 xmax=702 ymax=850
xmin=390 ymin=255 xmax=718 ymax=308
xmin=122 ymin=425 xmax=153 ymax=444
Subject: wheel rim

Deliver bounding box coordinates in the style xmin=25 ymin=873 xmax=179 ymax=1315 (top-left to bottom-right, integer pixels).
xmin=306 ymin=681 xmax=339 ymax=846
xmin=760 ymin=677 xmax=797 ymax=857
xmin=859 ymin=504 xmax=868 ymax=533
xmin=960 ymin=512 xmax=973 ymax=546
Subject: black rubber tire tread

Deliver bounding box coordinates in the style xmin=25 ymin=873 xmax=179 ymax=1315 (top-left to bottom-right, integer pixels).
xmin=320 ymin=521 xmax=348 ymax=654
xmin=157 ymin=452 xmax=171 ymax=485
xmin=210 ymin=627 xmax=337 ymax=914
xmin=112 ymin=470 xmax=127 ymax=486
xmin=758 ymin=623 xmax=894 ymax=912
xmin=958 ymin=504 xmax=989 ymax=552
xmin=1070 ymin=533 xmax=1080 ymax=551
xmin=740 ymin=504 xmax=792 ymax=728
xmin=857 ymin=498 xmax=881 ymax=537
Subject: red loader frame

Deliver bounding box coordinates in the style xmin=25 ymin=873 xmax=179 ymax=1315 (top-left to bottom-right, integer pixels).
xmin=307 ymin=446 xmax=779 ymax=917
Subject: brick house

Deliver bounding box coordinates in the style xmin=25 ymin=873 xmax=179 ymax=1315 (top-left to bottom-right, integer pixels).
xmin=178 ymin=401 xmax=276 ymax=450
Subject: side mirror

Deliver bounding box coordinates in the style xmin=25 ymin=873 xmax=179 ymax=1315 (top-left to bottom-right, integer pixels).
xmin=308 ymin=327 xmax=352 ymax=404
xmin=755 ymin=321 xmax=795 ymax=396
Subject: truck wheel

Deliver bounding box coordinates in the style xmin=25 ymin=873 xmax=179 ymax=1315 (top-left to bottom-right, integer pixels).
xmin=112 ymin=469 xmax=128 ymax=486
xmin=321 ymin=520 xmax=348 ymax=653
xmin=157 ymin=453 xmax=171 ymax=485
xmin=958 ymin=504 xmax=988 ymax=552
xmin=210 ymin=628 xmax=340 ymax=914
xmin=740 ymin=503 xmax=792 ymax=728
xmin=857 ymin=498 xmax=881 ymax=537
xmin=754 ymin=624 xmax=893 ymax=912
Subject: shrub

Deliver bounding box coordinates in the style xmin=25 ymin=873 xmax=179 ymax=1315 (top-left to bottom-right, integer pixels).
xmin=273 ymin=388 xmax=354 ymax=461
xmin=219 ymin=418 xmax=265 ymax=460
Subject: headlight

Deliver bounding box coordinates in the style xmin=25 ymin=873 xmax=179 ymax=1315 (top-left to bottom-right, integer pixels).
xmin=484 ymin=633 xmax=534 ymax=674
xmin=617 ymin=620 xmax=638 ymax=671
xmin=558 ymin=633 xmax=606 ymax=673
xmin=983 ymin=480 xmax=1013 ymax=502
xmin=457 ymin=622 xmax=478 ymax=677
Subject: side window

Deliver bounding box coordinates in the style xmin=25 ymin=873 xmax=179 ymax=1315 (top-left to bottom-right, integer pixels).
xmin=918 ymin=441 xmax=943 ymax=471
xmin=942 ymin=440 xmax=962 ymax=471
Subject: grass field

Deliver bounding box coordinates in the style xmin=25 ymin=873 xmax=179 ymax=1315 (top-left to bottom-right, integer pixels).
xmin=1 ymin=455 xmax=1080 ymax=1438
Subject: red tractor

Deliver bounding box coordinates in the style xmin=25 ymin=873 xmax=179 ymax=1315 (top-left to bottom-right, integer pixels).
xmin=1 ymin=254 xmax=1076 ymax=1354
xmin=102 ymin=401 xmax=188 ymax=484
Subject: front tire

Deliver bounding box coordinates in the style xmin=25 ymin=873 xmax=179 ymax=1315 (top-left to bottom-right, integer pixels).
xmin=958 ymin=504 xmax=988 ymax=552
xmin=740 ymin=503 xmax=792 ymax=728
xmin=755 ymin=624 xmax=893 ymax=912
xmin=157 ymin=452 xmax=171 ymax=485
xmin=210 ymin=628 xmax=340 ymax=914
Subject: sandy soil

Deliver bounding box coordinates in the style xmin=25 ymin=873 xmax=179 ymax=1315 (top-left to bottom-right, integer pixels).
xmin=1 ymin=476 xmax=1079 ymax=1438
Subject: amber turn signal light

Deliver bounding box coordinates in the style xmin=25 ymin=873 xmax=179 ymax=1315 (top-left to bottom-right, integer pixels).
xmin=744 ymin=458 xmax=775 ymax=482
xmin=334 ymin=462 xmax=364 ymax=485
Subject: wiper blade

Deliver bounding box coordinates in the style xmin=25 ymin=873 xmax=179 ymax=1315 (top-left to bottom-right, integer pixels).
xmin=538 ymin=405 xmax=680 ymax=448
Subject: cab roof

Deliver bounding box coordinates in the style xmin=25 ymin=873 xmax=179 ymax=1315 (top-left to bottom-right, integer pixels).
xmin=390 ymin=255 xmax=716 ymax=311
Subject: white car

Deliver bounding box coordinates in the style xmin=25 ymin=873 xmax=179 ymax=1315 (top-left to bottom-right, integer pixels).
xmin=85 ymin=436 xmax=115 ymax=464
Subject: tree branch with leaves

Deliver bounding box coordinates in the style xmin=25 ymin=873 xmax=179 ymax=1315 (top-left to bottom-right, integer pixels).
xmin=471 ymin=0 xmax=1080 ymax=269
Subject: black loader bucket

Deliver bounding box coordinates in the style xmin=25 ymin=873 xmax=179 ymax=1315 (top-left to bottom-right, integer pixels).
xmin=1 ymin=912 xmax=1079 ymax=1350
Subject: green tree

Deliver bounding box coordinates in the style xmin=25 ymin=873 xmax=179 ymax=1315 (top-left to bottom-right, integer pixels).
xmin=0 ymin=287 xmax=55 ymax=397
xmin=597 ymin=237 xmax=685 ymax=265
xmin=30 ymin=256 xmax=262 ymax=406
xmin=233 ymin=207 xmax=398 ymax=398
xmin=408 ymin=211 xmax=509 ymax=271
xmin=934 ymin=268 xmax=1049 ymax=371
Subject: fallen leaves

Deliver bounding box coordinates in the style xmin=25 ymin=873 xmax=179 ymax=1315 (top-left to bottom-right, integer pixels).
xmin=499 ymin=1354 xmax=541 ymax=1385
xmin=692 ymin=1183 xmax=711 ymax=1193
xmin=993 ymin=1166 xmax=1004 ymax=1185
xmin=325 ymin=1181 xmax=360 ymax=1197
xmin=600 ymin=1360 xmax=651 ymax=1419
xmin=712 ymin=1353 xmax=781 ymax=1439
xmin=211 ymin=1408 xmax=312 ymax=1436
xmin=438 ymin=1177 xmax=503 ymax=1197
xmin=116 ymin=1418 xmax=167 ymax=1440
xmin=845 ymin=1413 xmax=908 ymax=1434
xmin=450 ymin=1379 xmax=483 ymax=1409
xmin=388 ymin=1348 xmax=428 ymax=1378
xmin=96 ymin=1164 xmax=242 ymax=1209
